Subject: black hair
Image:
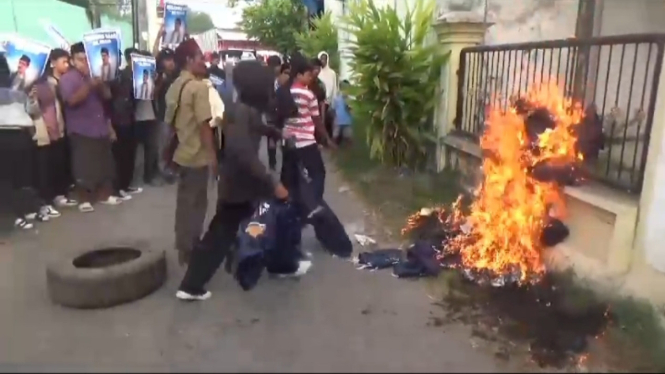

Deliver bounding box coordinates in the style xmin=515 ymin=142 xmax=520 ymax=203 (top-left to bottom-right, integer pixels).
xmin=0 ymin=54 xmax=11 ymax=88
xmin=143 ymin=69 xmax=149 ymax=75
xmin=266 ymin=55 xmax=281 ymax=68
xmin=233 ymin=60 xmax=274 ymax=111
xmin=290 ymin=53 xmax=313 ymax=78
xmin=279 ymin=63 xmax=290 ymax=74
xmin=175 ymin=18 xmax=182 ymax=23
xmin=19 ymin=54 xmax=31 ymax=65
xmin=124 ymin=47 xmax=138 ymax=57
xmin=49 ymin=48 xmax=69 ymax=62
xmin=70 ymin=42 xmax=85 ymax=56
xmin=211 ymin=52 xmax=220 ymax=59
xmin=100 ymin=47 xmax=109 ymax=55
xmin=311 ymin=57 xmax=323 ymax=68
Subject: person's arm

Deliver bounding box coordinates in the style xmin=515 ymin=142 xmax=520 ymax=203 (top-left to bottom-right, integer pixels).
xmin=59 ymin=73 xmax=91 ymax=107
xmin=310 ymin=94 xmax=332 ymax=146
xmin=97 ymin=81 xmax=112 ymax=100
xmin=192 ymin=82 xmax=215 ymax=162
xmin=152 ymin=24 xmax=165 ymax=56
xmin=227 ymin=106 xmax=279 ymax=191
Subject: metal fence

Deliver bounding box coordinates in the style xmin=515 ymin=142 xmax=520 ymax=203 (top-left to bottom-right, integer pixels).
xmin=454 ymin=34 xmax=665 ymax=194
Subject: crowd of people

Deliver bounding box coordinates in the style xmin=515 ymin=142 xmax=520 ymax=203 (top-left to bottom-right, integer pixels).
xmin=0 ymin=32 xmax=353 ymax=301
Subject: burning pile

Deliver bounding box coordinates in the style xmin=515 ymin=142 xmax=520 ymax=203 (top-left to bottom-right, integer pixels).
xmin=405 ymin=83 xmax=586 ymax=284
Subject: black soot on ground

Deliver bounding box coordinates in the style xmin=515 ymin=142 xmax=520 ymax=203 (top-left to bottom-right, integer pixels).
xmin=408 ymin=213 xmax=610 ymax=369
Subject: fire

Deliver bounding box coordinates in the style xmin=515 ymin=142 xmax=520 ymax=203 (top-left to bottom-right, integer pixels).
xmin=410 ymin=82 xmax=585 ymax=282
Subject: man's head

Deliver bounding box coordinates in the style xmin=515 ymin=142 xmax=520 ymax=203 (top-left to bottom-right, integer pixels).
xmin=175 ymin=18 xmax=182 ymax=30
xmin=101 ymin=47 xmax=109 ymax=64
xmin=278 ymin=63 xmax=290 ymax=86
xmin=124 ymin=47 xmax=138 ymax=66
xmin=318 ymin=52 xmax=328 ymax=68
xmin=310 ymin=58 xmax=322 ymax=78
xmin=49 ymin=48 xmax=70 ymax=76
xmin=292 ymin=59 xmax=314 ymax=86
xmin=174 ymin=39 xmax=206 ymax=76
xmin=70 ymin=42 xmax=89 ymax=75
xmin=143 ymin=69 xmax=149 ymax=83
xmin=157 ymin=48 xmax=175 ymax=73
xmin=267 ymin=55 xmax=282 ymax=76
xmin=210 ymin=52 xmax=220 ymax=66
xmin=17 ymin=55 xmax=31 ymax=74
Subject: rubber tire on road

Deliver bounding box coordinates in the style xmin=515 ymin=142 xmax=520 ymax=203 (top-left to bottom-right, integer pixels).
xmin=46 ymin=248 xmax=167 ymax=309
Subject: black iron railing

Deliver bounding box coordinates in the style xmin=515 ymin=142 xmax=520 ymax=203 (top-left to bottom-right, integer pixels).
xmin=454 ymin=34 xmax=665 ymax=194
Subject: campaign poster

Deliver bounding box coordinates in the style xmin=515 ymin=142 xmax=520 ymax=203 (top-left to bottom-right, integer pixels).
xmin=131 ymin=54 xmax=156 ymax=101
xmin=0 ymin=35 xmax=51 ymax=91
xmin=163 ymin=2 xmax=188 ymax=48
xmin=40 ymin=19 xmax=70 ymax=50
xmin=82 ymin=29 xmax=120 ymax=81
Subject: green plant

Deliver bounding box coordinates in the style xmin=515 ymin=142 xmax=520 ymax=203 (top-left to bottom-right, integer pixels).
xmin=341 ymin=0 xmax=449 ymax=169
xmin=240 ymin=0 xmax=307 ymax=55
xmin=295 ymin=12 xmax=339 ymax=71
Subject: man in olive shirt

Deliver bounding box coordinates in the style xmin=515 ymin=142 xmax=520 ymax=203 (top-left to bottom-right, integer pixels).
xmin=164 ymin=39 xmax=216 ymax=265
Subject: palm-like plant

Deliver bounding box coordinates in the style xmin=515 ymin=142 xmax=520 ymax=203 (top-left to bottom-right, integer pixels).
xmin=342 ymin=0 xmax=449 ymax=169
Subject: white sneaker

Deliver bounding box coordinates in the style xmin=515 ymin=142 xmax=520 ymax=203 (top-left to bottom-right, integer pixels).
xmin=40 ymin=205 xmax=61 ymax=218
xmin=277 ymin=260 xmax=313 ymax=278
xmin=126 ymin=186 xmax=143 ymax=194
xmin=78 ymin=202 xmax=94 ymax=213
xmin=14 ymin=218 xmax=33 ymax=230
xmin=54 ymin=195 xmax=78 ymax=207
xmin=25 ymin=212 xmax=49 ymax=222
xmin=117 ymin=190 xmax=133 ymax=201
xmin=99 ymin=196 xmax=123 ymax=205
xmin=175 ymin=290 xmax=212 ymax=301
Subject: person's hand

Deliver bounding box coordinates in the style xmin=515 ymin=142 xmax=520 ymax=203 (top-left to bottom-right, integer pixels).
xmin=28 ymin=86 xmax=37 ymax=99
xmin=274 ymin=183 xmax=289 ymax=200
xmin=109 ymin=128 xmax=117 ymax=142
xmin=91 ymin=77 xmax=104 ymax=88
xmin=326 ymin=138 xmax=338 ymax=151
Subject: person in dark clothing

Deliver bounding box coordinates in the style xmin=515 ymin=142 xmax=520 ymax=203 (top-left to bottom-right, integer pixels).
xmin=155 ymin=48 xmax=178 ymax=183
xmin=176 ymin=60 xmax=289 ymax=302
xmin=207 ymin=52 xmax=225 ymax=81
xmin=310 ymin=57 xmax=331 ymax=138
xmin=264 ymin=55 xmax=283 ymax=171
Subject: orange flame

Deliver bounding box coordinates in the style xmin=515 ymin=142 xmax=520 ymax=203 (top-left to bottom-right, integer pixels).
xmin=417 ymin=83 xmax=584 ymax=282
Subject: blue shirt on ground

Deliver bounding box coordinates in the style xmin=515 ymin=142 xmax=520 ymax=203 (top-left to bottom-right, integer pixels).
xmin=334 ymin=94 xmax=351 ymax=126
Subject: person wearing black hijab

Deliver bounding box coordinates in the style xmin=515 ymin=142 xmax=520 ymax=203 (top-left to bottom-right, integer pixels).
xmin=176 ymin=60 xmax=288 ymax=301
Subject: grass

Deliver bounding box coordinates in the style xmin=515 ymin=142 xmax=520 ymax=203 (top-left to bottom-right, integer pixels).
xmin=332 ymin=128 xmax=665 ymax=372
xmin=333 ymin=133 xmax=461 ymax=233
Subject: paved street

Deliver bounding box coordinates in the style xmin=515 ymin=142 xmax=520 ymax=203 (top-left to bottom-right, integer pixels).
xmin=0 ymin=146 xmax=512 ymax=372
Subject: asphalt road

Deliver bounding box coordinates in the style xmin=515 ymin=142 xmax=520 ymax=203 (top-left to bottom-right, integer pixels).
xmin=0 ymin=144 xmax=512 ymax=372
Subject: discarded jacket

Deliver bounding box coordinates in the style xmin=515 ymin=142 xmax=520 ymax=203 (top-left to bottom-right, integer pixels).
xmin=311 ymin=200 xmax=353 ymax=259
xmin=356 ymin=248 xmax=404 ymax=270
xmin=392 ymin=241 xmax=442 ymax=279
xmin=234 ymin=198 xmax=303 ymax=291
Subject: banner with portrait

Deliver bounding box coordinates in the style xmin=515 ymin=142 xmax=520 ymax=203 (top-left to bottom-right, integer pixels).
xmin=131 ymin=54 xmax=156 ymax=101
xmin=82 ymin=29 xmax=121 ymax=81
xmin=0 ymin=34 xmax=51 ymax=91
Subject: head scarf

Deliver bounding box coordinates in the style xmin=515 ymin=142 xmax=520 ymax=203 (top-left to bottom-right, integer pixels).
xmin=316 ymin=51 xmax=337 ymax=102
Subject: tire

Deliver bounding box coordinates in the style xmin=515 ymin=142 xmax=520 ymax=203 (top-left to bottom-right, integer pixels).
xmin=46 ymin=246 xmax=167 ymax=309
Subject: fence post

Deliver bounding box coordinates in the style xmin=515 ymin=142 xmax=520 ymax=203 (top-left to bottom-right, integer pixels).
xmin=433 ymin=11 xmax=490 ymax=171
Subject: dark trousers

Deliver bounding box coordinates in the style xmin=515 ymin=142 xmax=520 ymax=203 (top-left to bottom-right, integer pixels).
xmin=34 ymin=138 xmax=70 ymax=204
xmin=134 ymin=120 xmax=158 ymax=183
xmin=174 ymin=166 xmax=209 ymax=253
xmin=0 ymin=129 xmax=40 ymax=220
xmin=266 ymin=137 xmax=277 ymax=170
xmin=281 ymin=143 xmax=326 ymax=204
xmin=179 ymin=201 xmax=255 ymax=294
xmin=112 ymin=125 xmax=137 ymax=192
xmin=323 ymin=103 xmax=334 ymax=138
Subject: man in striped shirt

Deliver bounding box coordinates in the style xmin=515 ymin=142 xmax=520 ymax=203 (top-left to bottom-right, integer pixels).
xmin=281 ymin=59 xmax=335 ymax=205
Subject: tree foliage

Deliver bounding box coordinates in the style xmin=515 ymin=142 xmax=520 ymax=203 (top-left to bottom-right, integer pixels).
xmin=342 ymin=0 xmax=449 ymax=168
xmin=295 ymin=12 xmax=339 ymax=71
xmin=187 ymin=11 xmax=216 ymax=34
xmin=239 ymin=0 xmax=306 ymax=54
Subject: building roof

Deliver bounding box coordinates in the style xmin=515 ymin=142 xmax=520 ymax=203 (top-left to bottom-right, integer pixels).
xmin=216 ymin=28 xmax=255 ymax=42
